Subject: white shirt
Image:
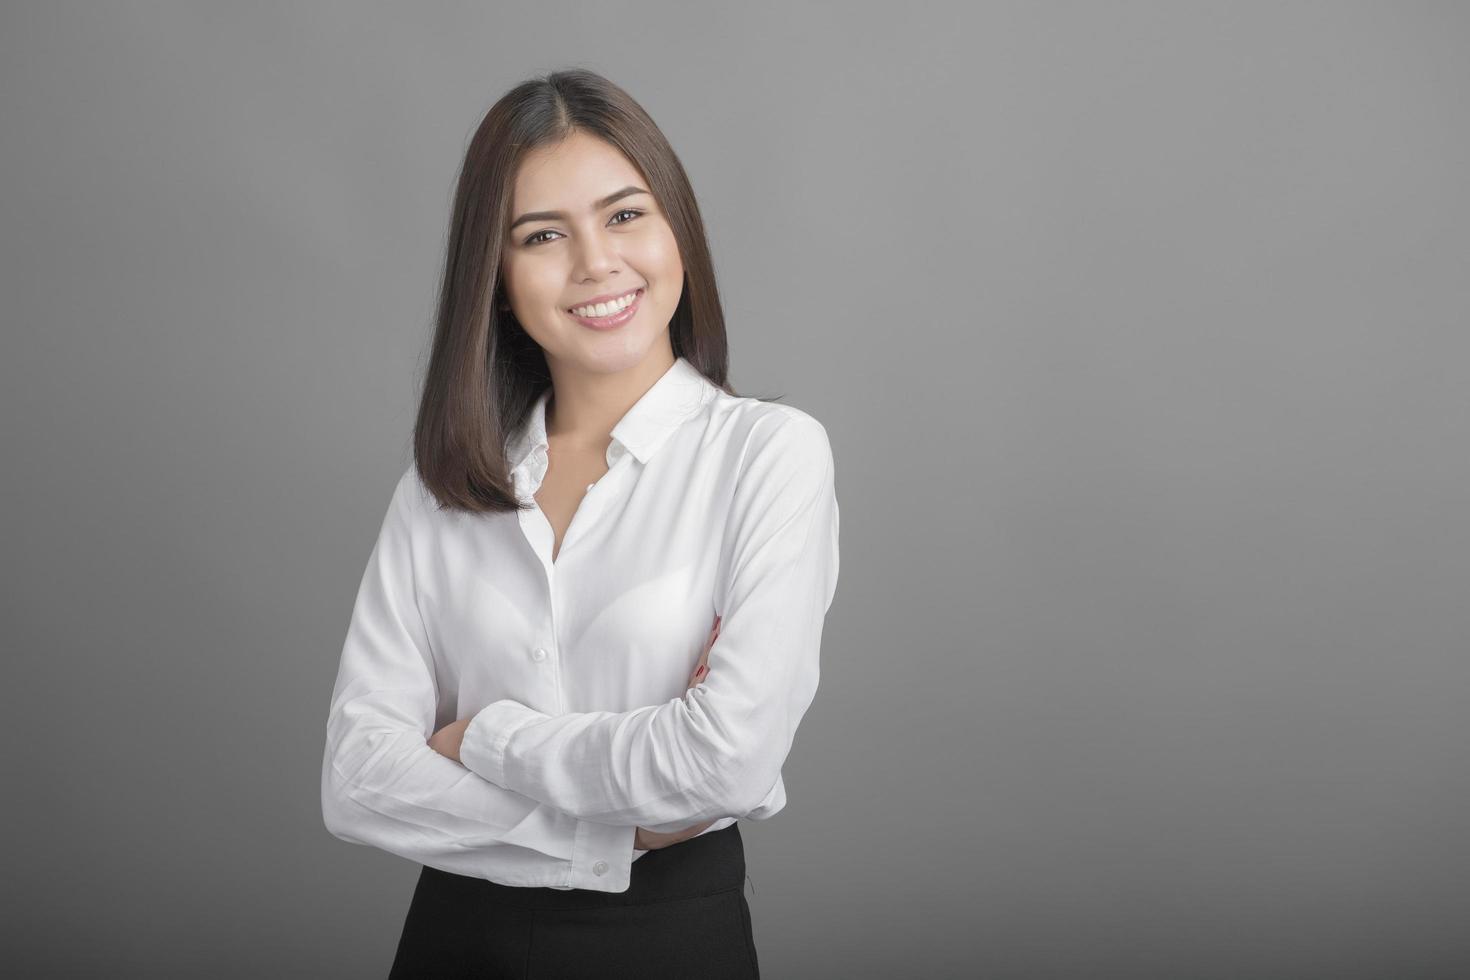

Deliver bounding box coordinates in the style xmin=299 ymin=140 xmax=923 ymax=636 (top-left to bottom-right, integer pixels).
xmin=321 ymin=355 xmax=840 ymax=893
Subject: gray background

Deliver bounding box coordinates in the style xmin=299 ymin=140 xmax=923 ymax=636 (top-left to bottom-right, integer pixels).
xmin=2 ymin=2 xmax=1467 ymax=977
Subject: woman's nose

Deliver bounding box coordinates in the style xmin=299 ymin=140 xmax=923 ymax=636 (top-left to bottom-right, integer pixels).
xmin=572 ymin=231 xmax=620 ymax=277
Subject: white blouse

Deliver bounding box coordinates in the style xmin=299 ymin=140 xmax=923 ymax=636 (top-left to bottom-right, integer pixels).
xmin=320 ymin=355 xmax=840 ymax=893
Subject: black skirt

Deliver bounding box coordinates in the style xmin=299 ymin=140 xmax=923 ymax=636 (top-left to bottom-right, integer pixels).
xmin=388 ymin=823 xmax=760 ymax=979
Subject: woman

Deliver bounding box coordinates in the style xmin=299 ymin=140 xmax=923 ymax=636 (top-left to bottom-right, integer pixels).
xmin=320 ymin=68 xmax=840 ymax=978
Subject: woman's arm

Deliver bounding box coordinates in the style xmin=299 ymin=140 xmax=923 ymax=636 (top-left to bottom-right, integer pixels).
xmin=321 ymin=469 xmax=637 ymax=890
xmin=458 ymin=414 xmax=840 ymax=832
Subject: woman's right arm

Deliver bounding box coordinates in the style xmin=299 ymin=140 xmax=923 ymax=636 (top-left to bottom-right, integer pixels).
xmin=320 ymin=468 xmax=638 ymax=891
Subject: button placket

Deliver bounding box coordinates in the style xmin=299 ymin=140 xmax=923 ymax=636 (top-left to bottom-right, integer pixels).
xmin=520 ymin=441 xmax=631 ymax=718
xmin=546 ymin=562 xmax=565 ymax=714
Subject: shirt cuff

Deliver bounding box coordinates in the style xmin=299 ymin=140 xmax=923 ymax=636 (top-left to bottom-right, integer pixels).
xmin=460 ymin=698 xmax=548 ymax=787
xmin=567 ymin=819 xmax=638 ymax=891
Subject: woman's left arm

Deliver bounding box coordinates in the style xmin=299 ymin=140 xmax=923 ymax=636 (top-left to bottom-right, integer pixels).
xmin=457 ymin=414 xmax=840 ymax=834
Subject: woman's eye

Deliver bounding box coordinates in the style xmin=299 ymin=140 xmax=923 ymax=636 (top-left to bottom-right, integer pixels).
xmin=522 ymin=209 xmax=643 ymax=247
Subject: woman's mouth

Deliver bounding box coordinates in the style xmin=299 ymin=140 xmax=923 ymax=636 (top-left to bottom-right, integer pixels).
xmin=566 ymin=288 xmax=644 ymax=330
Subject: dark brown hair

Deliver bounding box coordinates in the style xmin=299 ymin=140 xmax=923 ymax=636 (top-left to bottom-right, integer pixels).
xmin=413 ymin=68 xmax=752 ymax=515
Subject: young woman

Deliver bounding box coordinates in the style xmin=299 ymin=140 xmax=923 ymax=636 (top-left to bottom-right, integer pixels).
xmin=320 ymin=68 xmax=840 ymax=978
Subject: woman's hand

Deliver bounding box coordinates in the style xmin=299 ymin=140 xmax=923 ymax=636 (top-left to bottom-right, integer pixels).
xmin=634 ymin=614 xmax=721 ymax=851
xmin=428 ymin=717 xmax=470 ymax=763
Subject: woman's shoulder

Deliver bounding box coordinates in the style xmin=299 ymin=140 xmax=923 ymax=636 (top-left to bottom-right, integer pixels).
xmin=704 ymin=390 xmax=834 ymax=475
xmin=707 ymin=387 xmax=829 ymax=441
xmin=386 ymin=461 xmax=436 ymax=524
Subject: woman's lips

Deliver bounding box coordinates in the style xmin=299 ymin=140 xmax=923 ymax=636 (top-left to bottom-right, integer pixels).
xmin=566 ymin=288 xmax=643 ymax=330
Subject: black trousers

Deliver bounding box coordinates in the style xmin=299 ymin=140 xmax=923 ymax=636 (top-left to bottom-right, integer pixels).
xmin=388 ymin=824 xmax=760 ymax=979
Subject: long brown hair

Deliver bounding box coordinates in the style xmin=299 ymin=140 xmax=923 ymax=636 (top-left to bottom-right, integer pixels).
xmin=413 ymin=68 xmax=748 ymax=515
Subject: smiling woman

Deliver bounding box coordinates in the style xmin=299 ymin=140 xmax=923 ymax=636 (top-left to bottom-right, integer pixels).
xmin=321 ymin=67 xmax=839 ymax=980
xmin=401 ymin=69 xmax=737 ymax=517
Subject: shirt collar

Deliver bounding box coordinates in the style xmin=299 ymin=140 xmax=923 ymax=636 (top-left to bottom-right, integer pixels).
xmin=506 ymin=356 xmax=715 ymax=474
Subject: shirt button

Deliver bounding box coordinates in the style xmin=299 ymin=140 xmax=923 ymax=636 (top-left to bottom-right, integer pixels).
xmin=531 ymin=648 xmax=548 ymax=662
xmin=593 ymin=860 xmax=609 ymax=876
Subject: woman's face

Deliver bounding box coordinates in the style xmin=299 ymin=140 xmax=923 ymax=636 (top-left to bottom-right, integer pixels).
xmin=500 ymin=130 xmax=685 ymax=376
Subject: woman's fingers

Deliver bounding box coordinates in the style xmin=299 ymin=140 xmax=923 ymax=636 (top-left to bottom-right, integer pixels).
xmin=705 ymin=615 xmax=720 ymax=658
xmin=687 ymin=661 xmax=708 ymax=689
xmin=686 ymin=614 xmax=721 ymax=690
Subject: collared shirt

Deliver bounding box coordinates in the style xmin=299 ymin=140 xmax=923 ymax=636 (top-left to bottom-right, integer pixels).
xmin=321 ymin=356 xmax=840 ymax=893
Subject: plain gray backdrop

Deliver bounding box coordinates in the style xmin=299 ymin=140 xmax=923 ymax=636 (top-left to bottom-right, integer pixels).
xmin=2 ymin=2 xmax=1467 ymax=977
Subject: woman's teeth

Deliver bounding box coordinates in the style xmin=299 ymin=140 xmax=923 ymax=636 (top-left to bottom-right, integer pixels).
xmin=570 ymin=290 xmax=639 ymax=318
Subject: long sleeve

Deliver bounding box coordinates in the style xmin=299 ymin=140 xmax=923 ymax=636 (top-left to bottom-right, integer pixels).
xmin=459 ymin=414 xmax=840 ymax=833
xmin=321 ymin=469 xmax=638 ymax=890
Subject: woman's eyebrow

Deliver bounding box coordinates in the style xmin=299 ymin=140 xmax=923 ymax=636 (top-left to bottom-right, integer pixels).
xmin=510 ymin=186 xmax=650 ymax=230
